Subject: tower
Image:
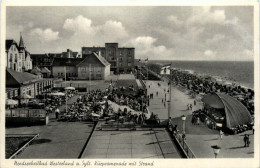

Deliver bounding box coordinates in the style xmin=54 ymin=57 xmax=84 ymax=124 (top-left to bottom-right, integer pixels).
xmin=19 ymin=32 xmax=25 ymax=50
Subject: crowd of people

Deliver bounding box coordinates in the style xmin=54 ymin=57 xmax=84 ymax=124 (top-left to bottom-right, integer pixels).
xmin=191 ymin=109 xmax=253 ymax=134
xmin=170 ymin=70 xmax=254 ymax=114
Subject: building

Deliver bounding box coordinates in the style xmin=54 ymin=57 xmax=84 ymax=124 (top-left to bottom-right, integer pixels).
xmin=30 ymin=54 xmax=54 ymax=73
xmin=82 ymin=43 xmax=135 ymax=74
xmin=6 ymin=68 xmax=53 ymax=99
xmin=51 ymin=53 xmax=110 ymax=80
xmin=77 ymin=52 xmax=110 ymax=80
xmin=49 ymin=49 xmax=80 ymax=58
xmin=51 ymin=58 xmax=84 ymax=79
xmin=5 ymin=33 xmax=32 ymax=72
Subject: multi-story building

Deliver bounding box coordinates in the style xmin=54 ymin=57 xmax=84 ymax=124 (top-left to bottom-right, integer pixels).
xmin=82 ymin=43 xmax=135 ymax=74
xmin=49 ymin=49 xmax=80 ymax=59
xmin=30 ymin=54 xmax=54 ymax=73
xmin=51 ymin=53 xmax=110 ymax=80
xmin=5 ymin=33 xmax=32 ymax=72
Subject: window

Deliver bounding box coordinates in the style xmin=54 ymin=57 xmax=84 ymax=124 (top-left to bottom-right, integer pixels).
xmin=14 ymin=47 xmax=16 ymax=51
xmin=15 ymin=54 xmax=17 ymax=62
xmin=128 ymin=50 xmax=131 ymax=55
xmin=119 ymin=57 xmax=123 ymax=62
xmin=61 ymin=73 xmax=63 ymax=76
xmin=19 ymin=54 xmax=21 ymax=59
xmin=128 ymin=63 xmax=132 ymax=66
xmin=120 ymin=51 xmax=122 ymax=55
xmin=10 ymin=54 xmax=13 ymax=62
xmin=120 ymin=63 xmax=123 ymax=67
xmin=19 ymin=62 xmax=21 ymax=67
xmin=58 ymin=73 xmax=60 ymax=76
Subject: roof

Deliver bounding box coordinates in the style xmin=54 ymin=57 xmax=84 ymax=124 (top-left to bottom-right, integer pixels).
xmin=31 ymin=54 xmax=49 ymax=58
xmin=31 ymin=66 xmax=42 ymax=75
xmin=52 ymin=58 xmax=84 ymax=66
xmin=202 ymin=92 xmax=252 ymax=129
xmin=77 ymin=53 xmax=110 ymax=67
xmin=19 ymin=33 xmax=25 ymax=49
xmin=6 ymin=39 xmax=19 ymax=51
xmin=6 ymin=68 xmax=39 ymax=86
xmin=41 ymin=67 xmax=51 ymax=73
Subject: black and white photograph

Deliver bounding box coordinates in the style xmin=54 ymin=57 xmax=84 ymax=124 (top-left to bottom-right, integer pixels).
xmin=1 ymin=1 xmax=259 ymax=168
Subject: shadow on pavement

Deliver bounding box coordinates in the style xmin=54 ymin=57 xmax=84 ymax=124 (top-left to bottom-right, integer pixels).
xmin=227 ymin=146 xmax=245 ymax=149
xmin=31 ymin=139 xmax=52 ymax=145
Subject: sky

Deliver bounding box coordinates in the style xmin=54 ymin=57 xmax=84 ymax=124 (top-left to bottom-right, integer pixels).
xmin=6 ymin=6 xmax=254 ymax=61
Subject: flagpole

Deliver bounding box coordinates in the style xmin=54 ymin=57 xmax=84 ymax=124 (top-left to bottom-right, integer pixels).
xmin=146 ymin=58 xmax=148 ymax=81
xmin=168 ymin=68 xmax=172 ymax=119
xmin=65 ymin=66 xmax=67 ymax=113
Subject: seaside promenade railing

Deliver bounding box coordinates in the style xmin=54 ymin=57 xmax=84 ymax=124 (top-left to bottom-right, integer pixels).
xmin=168 ymin=120 xmax=196 ymax=158
xmin=173 ymin=131 xmax=196 ymax=158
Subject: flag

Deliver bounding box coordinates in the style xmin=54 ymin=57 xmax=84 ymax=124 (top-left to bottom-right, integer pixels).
xmin=160 ymin=64 xmax=171 ymax=75
xmin=145 ymin=58 xmax=148 ymax=64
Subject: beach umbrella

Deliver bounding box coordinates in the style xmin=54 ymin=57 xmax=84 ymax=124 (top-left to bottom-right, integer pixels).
xmin=6 ymin=99 xmax=18 ymax=105
xmin=65 ymin=87 xmax=75 ymax=90
xmin=91 ymin=113 xmax=100 ymax=117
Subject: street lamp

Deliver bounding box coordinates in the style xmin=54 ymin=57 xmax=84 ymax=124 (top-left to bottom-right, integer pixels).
xmin=211 ymin=145 xmax=221 ymax=158
xmin=181 ymin=115 xmax=186 ymax=134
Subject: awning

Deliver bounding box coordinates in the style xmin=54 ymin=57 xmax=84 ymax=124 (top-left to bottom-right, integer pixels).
xmin=50 ymin=92 xmax=65 ymax=96
xmin=65 ymin=87 xmax=75 ymax=90
xmin=6 ymin=99 xmax=18 ymax=105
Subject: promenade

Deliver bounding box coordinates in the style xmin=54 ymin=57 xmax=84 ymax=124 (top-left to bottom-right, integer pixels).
xmin=6 ymin=94 xmax=95 ymax=158
xmin=81 ymin=122 xmax=181 ymax=158
xmin=146 ymin=79 xmax=254 ymax=158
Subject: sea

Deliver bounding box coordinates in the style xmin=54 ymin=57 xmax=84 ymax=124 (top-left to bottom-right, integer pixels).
xmin=149 ymin=60 xmax=254 ymax=89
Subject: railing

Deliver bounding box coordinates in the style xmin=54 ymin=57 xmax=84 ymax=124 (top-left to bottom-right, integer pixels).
xmin=7 ymin=134 xmax=39 ymax=159
xmin=173 ymin=132 xmax=196 ymax=158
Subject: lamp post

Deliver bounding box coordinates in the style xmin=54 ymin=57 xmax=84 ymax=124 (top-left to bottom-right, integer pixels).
xmin=211 ymin=145 xmax=221 ymax=158
xmin=181 ymin=115 xmax=186 ymax=134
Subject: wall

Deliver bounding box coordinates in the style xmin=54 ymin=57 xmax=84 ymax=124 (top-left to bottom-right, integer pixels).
xmin=52 ymin=66 xmax=77 ymax=78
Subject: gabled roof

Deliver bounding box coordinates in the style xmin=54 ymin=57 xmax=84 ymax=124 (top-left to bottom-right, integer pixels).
xmin=77 ymin=53 xmax=110 ymax=67
xmin=52 ymin=58 xmax=84 ymax=66
xmin=6 ymin=68 xmax=39 ymax=86
xmin=6 ymin=39 xmax=19 ymax=51
xmin=31 ymin=66 xmax=42 ymax=75
xmin=41 ymin=67 xmax=51 ymax=73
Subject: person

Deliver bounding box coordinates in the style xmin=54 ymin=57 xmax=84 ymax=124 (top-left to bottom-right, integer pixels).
xmin=164 ymin=102 xmax=166 ymax=108
xmin=182 ymin=133 xmax=186 ymax=140
xmin=162 ymin=99 xmax=164 ymax=103
xmin=247 ymin=135 xmax=250 ymax=147
xmin=55 ymin=108 xmax=60 ymax=119
xmin=253 ymin=125 xmax=254 ymax=134
xmin=194 ymin=100 xmax=196 ymax=105
xmin=156 ymin=91 xmax=158 ymax=96
xmin=168 ymin=117 xmax=172 ymax=131
xmin=219 ymin=130 xmax=224 ymax=140
xmin=244 ymin=134 xmax=248 ymax=147
xmin=173 ymin=125 xmax=178 ymax=135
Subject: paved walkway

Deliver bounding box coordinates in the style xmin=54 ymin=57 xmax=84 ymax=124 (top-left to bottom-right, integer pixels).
xmin=6 ymin=94 xmax=94 ymax=158
xmin=81 ymin=122 xmax=181 ymax=158
xmin=145 ymin=79 xmax=254 ymax=158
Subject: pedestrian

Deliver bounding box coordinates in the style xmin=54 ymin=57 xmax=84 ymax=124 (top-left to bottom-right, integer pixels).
xmin=156 ymin=91 xmax=158 ymax=96
xmin=191 ymin=116 xmax=195 ymax=125
xmin=168 ymin=117 xmax=172 ymax=130
xmin=149 ymin=85 xmax=150 ymax=88
xmin=190 ymin=104 xmax=192 ymax=111
xmin=247 ymin=135 xmax=250 ymax=147
xmin=219 ymin=130 xmax=224 ymax=140
xmin=253 ymin=125 xmax=254 ymax=134
xmin=194 ymin=100 xmax=196 ymax=105
xmin=182 ymin=133 xmax=186 ymax=140
xmin=162 ymin=98 xmax=164 ymax=103
xmin=243 ymin=134 xmax=248 ymax=147
xmin=196 ymin=117 xmax=200 ymax=125
xmin=164 ymin=102 xmax=166 ymax=108
xmin=55 ymin=108 xmax=60 ymax=119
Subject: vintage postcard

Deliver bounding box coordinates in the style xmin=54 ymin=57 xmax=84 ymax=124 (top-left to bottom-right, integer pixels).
xmin=1 ymin=0 xmax=259 ymax=168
